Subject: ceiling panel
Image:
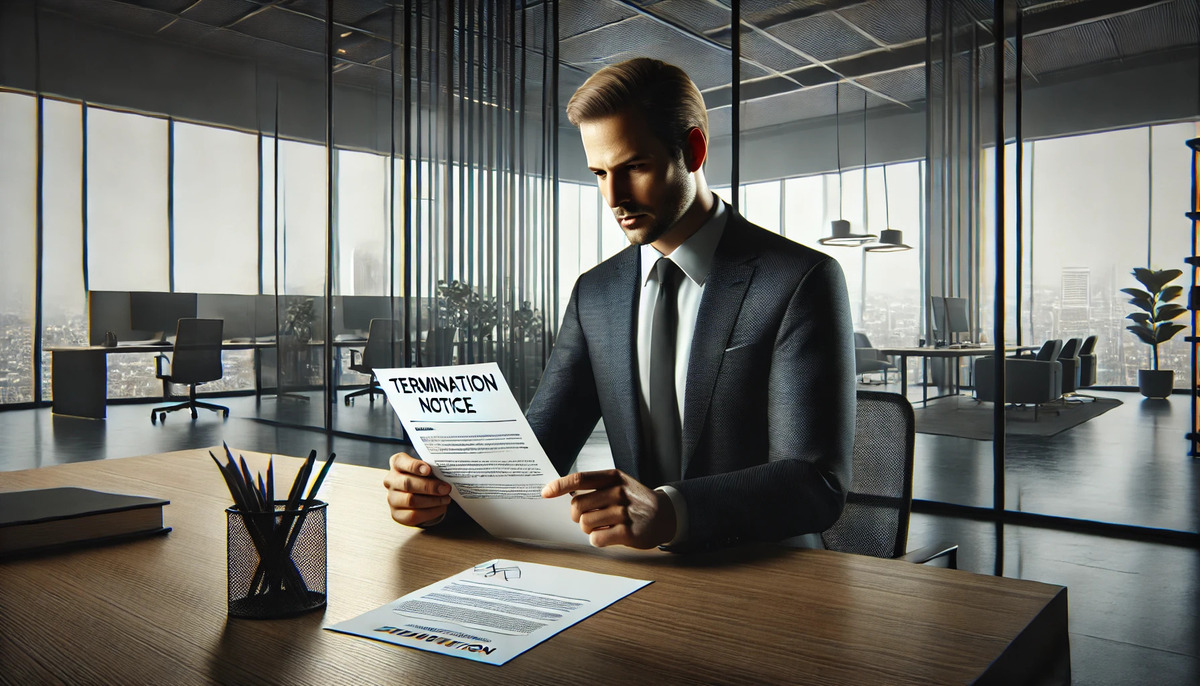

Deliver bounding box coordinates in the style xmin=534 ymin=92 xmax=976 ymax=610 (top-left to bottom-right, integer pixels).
xmin=838 ymin=0 xmax=928 ymax=46
xmin=768 ymin=12 xmax=881 ymax=63
xmin=738 ymin=29 xmax=812 ymax=74
xmin=1107 ymin=0 xmax=1200 ymax=58
xmin=558 ymin=1 xmax=637 ymax=40
xmin=856 ymin=65 xmax=926 ymax=104
xmin=234 ymin=5 xmax=329 ymax=52
xmin=180 ymin=0 xmax=258 ymax=27
xmin=560 ymin=15 xmax=764 ymax=90
xmin=43 ymin=0 xmax=175 ymax=34
xmin=641 ymin=0 xmax=732 ymax=40
xmin=1021 ymin=21 xmax=1117 ymax=78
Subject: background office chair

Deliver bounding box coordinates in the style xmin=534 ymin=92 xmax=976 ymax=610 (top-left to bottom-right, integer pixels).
xmin=345 ymin=318 xmax=401 ymax=406
xmin=1070 ymin=335 xmax=1100 ymax=403
xmin=853 ymin=332 xmax=897 ymax=385
xmin=151 ymin=318 xmax=228 ymax=424
xmin=822 ymin=390 xmax=958 ymax=567
xmin=974 ymin=339 xmax=1064 ymax=420
xmin=1057 ymin=337 xmax=1082 ymax=399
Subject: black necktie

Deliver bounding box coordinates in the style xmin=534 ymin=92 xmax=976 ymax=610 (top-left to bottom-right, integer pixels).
xmin=649 ymin=257 xmax=683 ymax=487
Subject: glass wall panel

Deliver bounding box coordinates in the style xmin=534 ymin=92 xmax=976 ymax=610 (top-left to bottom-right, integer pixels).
xmin=1149 ymin=122 xmax=1199 ymax=386
xmin=0 ymin=91 xmax=36 ymax=404
xmin=1030 ymin=128 xmax=1149 ymax=386
xmin=86 ymin=107 xmax=169 ymax=292
xmin=172 ymin=121 xmax=259 ymax=295
xmin=40 ymin=98 xmax=86 ymax=401
xmin=275 ymin=137 xmax=327 ymax=403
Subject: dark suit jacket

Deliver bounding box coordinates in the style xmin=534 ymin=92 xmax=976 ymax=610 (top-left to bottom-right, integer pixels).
xmin=526 ymin=204 xmax=856 ymax=550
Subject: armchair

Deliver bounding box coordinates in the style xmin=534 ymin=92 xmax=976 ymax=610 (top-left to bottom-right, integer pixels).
xmin=973 ymin=339 xmax=1063 ymax=420
xmin=1057 ymin=338 xmax=1082 ymax=397
xmin=1078 ymin=335 xmax=1098 ymax=388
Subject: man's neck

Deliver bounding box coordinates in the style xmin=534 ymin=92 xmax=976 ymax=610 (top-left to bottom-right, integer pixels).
xmin=650 ymin=185 xmax=716 ymax=256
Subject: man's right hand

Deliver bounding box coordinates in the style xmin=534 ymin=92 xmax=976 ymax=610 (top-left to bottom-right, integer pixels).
xmin=383 ymin=452 xmax=453 ymax=527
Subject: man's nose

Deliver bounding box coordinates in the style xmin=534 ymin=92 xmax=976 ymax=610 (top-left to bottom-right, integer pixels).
xmin=602 ymin=174 xmax=630 ymax=208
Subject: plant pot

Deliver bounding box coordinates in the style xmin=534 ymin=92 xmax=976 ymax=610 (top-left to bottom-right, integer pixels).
xmin=1138 ymin=369 xmax=1173 ymax=399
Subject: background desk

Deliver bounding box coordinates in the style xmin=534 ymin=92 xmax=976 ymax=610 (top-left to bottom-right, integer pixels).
xmin=877 ymin=345 xmax=1036 ymax=405
xmin=0 ymin=449 xmax=1070 ymax=684
xmin=47 ymin=342 xmax=269 ymax=419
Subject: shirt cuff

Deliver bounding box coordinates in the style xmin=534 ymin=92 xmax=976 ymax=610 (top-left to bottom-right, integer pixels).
xmin=655 ymin=485 xmax=688 ymax=547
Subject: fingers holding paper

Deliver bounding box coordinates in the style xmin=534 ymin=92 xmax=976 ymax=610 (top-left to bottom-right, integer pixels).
xmin=384 ymin=452 xmax=453 ymax=527
xmin=541 ymin=469 xmax=676 ymax=549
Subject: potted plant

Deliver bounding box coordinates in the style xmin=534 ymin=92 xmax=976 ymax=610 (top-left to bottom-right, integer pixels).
xmin=1122 ymin=267 xmax=1187 ymax=398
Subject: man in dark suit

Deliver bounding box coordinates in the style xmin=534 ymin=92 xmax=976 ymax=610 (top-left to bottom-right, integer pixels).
xmin=385 ymin=58 xmax=855 ymax=552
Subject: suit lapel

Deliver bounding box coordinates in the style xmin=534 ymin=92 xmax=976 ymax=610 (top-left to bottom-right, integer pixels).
xmin=682 ymin=214 xmax=756 ymax=474
xmin=605 ymin=246 xmax=646 ymax=478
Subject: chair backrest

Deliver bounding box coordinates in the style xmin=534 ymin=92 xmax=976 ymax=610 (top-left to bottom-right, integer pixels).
xmin=1059 ymin=337 xmax=1081 ymax=360
xmin=821 ymin=390 xmax=913 ymax=559
xmin=361 ymin=318 xmax=401 ymax=370
xmin=1035 ymin=339 xmax=1063 ymax=362
xmin=854 ymin=332 xmax=871 ymax=348
xmin=1080 ymin=335 xmax=1097 ymax=356
xmin=170 ymin=318 xmax=224 ymax=384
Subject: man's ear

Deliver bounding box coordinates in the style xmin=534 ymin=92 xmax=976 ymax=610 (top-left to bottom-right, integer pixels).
xmin=683 ymin=127 xmax=707 ymax=172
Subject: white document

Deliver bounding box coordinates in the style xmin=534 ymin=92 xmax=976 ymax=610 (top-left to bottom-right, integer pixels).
xmin=326 ymin=559 xmax=651 ymax=665
xmin=375 ymin=362 xmax=589 ymax=545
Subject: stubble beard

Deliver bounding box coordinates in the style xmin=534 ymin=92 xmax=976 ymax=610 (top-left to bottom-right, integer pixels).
xmin=617 ymin=162 xmax=695 ymax=247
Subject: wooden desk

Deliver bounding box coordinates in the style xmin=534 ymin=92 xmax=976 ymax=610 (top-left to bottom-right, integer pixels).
xmin=0 ymin=450 xmax=1069 ymax=684
xmin=877 ymin=345 xmax=1036 ymax=405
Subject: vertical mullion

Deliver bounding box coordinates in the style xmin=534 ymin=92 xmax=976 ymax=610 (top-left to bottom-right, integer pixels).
xmin=81 ymin=103 xmax=90 ymax=294
xmin=324 ymin=0 xmax=335 ymax=425
xmin=731 ymin=0 xmax=740 ymax=212
xmin=548 ymin=0 xmax=559 ymax=349
xmin=1014 ymin=7 xmax=1023 ymax=346
xmin=34 ymin=95 xmax=44 ymax=402
xmin=992 ymin=0 xmax=1009 ymax=522
xmin=167 ymin=118 xmax=175 ymax=292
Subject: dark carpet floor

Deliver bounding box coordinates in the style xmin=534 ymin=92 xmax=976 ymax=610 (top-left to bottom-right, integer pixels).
xmin=914 ymin=395 xmax=1122 ymax=440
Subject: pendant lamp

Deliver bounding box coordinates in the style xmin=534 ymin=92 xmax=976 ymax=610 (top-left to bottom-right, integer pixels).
xmin=865 ymin=164 xmax=912 ymax=252
xmin=819 ymin=82 xmax=875 ymax=247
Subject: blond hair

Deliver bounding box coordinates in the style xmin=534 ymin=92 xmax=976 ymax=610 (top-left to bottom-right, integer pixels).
xmin=566 ymin=57 xmax=708 ymax=160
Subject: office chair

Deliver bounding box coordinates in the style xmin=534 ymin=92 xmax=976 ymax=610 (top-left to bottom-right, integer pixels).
xmin=345 ymin=319 xmax=400 ymax=406
xmin=151 ymin=318 xmax=228 ymax=424
xmin=853 ymin=332 xmax=897 ymax=385
xmin=1057 ymin=338 xmax=1082 ymax=399
xmin=1069 ymin=335 xmax=1099 ymax=403
xmin=822 ymin=390 xmax=958 ymax=567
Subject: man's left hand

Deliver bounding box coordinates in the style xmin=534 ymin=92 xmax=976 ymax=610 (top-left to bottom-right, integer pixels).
xmin=541 ymin=469 xmax=676 ymax=549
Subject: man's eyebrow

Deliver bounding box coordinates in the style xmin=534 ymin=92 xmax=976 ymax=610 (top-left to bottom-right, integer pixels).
xmin=588 ymin=154 xmax=650 ymax=171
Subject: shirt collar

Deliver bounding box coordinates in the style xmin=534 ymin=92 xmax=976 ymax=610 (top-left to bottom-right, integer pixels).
xmin=639 ymin=195 xmax=727 ymax=287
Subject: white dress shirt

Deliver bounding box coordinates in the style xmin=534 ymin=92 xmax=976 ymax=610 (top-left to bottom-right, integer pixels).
xmin=637 ymin=197 xmax=727 ymax=544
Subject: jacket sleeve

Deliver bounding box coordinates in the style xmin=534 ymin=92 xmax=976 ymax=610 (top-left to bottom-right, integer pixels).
xmin=525 ymin=278 xmax=603 ymax=475
xmin=666 ymin=257 xmax=856 ymax=550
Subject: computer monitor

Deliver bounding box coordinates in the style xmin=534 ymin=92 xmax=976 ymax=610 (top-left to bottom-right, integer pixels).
xmin=129 ymin=291 xmax=198 ymax=341
xmin=197 ymin=294 xmax=255 ymax=340
xmin=89 ymin=291 xmax=139 ymax=345
xmin=930 ymin=296 xmax=946 ymax=342
xmin=945 ymin=297 xmax=970 ymax=338
xmin=339 ymin=295 xmax=394 ymax=335
xmin=253 ymin=295 xmax=277 ymax=339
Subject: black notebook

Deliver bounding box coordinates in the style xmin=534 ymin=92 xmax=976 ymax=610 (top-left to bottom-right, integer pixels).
xmin=0 ymin=487 xmax=170 ymax=558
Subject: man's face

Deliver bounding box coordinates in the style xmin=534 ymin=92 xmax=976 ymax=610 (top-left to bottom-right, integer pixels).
xmin=579 ymin=110 xmax=695 ymax=246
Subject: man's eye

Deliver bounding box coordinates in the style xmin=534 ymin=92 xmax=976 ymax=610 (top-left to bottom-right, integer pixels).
xmin=592 ymin=170 xmax=606 ymax=177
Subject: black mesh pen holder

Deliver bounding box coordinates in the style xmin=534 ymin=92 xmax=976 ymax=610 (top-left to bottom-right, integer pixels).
xmin=226 ymin=500 xmax=327 ymax=619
